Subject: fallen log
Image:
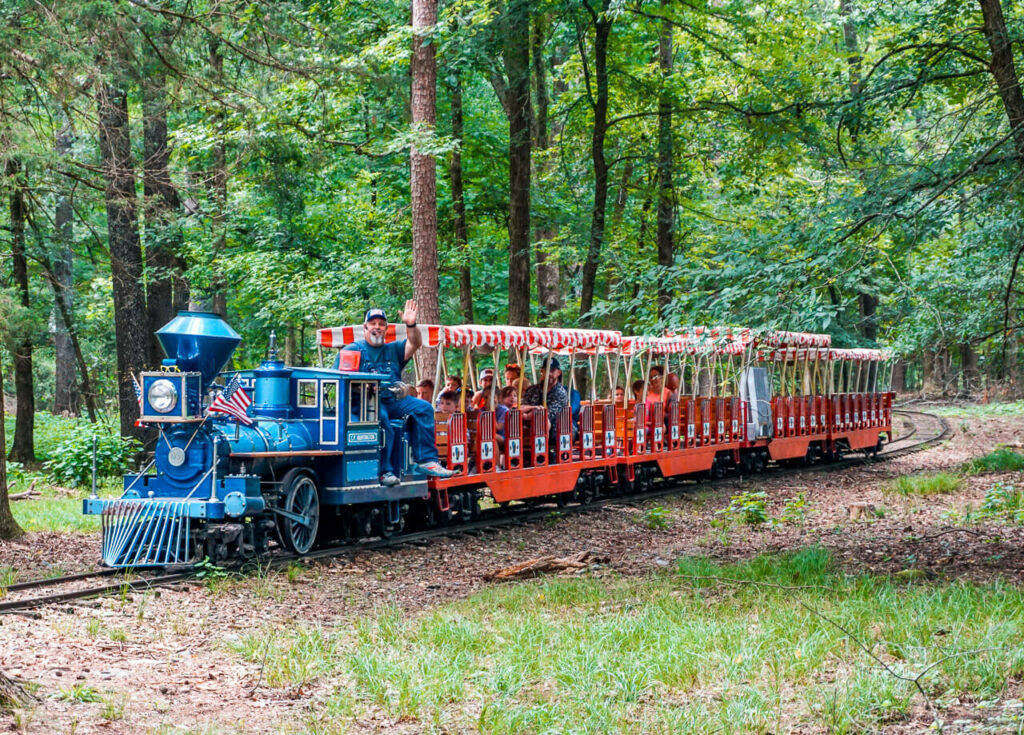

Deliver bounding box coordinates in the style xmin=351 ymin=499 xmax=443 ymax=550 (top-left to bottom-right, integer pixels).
xmin=9 ymin=479 xmax=37 ymax=501
xmin=488 ymin=550 xmax=609 ymax=580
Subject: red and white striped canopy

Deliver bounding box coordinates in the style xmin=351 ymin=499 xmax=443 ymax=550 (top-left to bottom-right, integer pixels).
xmin=758 ymin=330 xmax=832 ymax=348
xmin=318 ymin=324 xmax=443 ymax=348
xmin=757 ymin=347 xmax=888 ymax=362
xmin=319 ymin=323 xmax=620 ymax=351
xmin=829 ymin=348 xmax=888 ymax=361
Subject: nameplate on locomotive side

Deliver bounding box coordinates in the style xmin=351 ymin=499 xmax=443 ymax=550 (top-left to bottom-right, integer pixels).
xmin=347 ymin=431 xmax=377 ymax=444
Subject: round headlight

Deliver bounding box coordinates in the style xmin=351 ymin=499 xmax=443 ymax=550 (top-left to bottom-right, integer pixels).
xmin=148 ymin=379 xmax=178 ymax=414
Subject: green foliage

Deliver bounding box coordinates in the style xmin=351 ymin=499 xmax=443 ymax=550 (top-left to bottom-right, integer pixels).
xmin=978 ymin=482 xmax=1024 ymax=524
xmin=778 ymin=492 xmax=809 ymax=526
xmin=885 ymin=472 xmax=963 ymax=496
xmin=639 ymin=504 xmax=671 ymax=530
xmin=42 ymin=419 xmax=140 ymax=488
xmin=965 ymin=448 xmax=1024 ymax=475
xmin=53 ymin=684 xmax=101 ymax=704
xmin=716 ymin=491 xmax=770 ymax=527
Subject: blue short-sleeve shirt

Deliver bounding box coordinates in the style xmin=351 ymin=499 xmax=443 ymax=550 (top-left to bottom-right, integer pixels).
xmin=339 ymin=339 xmax=408 ymax=401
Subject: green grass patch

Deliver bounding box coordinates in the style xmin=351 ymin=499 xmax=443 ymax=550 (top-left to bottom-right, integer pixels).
xmin=929 ymin=401 xmax=1024 ymax=418
xmin=230 ymin=548 xmax=1024 ymax=734
xmin=885 ymin=471 xmax=963 ymax=496
xmin=965 ymin=447 xmax=1024 ymax=475
xmin=12 ymin=497 xmax=100 ymax=533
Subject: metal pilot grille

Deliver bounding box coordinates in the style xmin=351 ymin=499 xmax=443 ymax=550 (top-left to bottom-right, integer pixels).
xmin=448 ymin=413 xmax=468 ymax=473
xmin=505 ymin=409 xmax=522 ymax=469
xmin=580 ymin=406 xmax=595 ymax=459
xmin=101 ymin=499 xmax=192 ymax=568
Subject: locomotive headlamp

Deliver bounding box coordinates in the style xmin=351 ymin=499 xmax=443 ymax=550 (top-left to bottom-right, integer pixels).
xmin=148 ymin=379 xmax=179 ymax=413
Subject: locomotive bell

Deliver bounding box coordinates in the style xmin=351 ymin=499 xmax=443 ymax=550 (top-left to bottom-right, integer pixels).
xmin=156 ymin=311 xmax=242 ymax=390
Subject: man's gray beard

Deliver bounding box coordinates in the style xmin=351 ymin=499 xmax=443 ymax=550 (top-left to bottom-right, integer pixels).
xmin=366 ymin=331 xmax=385 ymax=347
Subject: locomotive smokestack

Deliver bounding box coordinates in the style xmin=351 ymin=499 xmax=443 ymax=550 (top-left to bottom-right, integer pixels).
xmin=155 ymin=311 xmax=242 ymax=390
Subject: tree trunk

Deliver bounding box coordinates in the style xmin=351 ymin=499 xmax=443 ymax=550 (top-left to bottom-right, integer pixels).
xmin=412 ymin=0 xmax=440 ymax=380
xmin=978 ymin=0 xmax=1024 ymax=167
xmin=6 ymin=158 xmax=34 ymax=465
xmin=53 ymin=121 xmax=79 ymax=416
xmin=890 ymin=359 xmax=907 ymax=393
xmin=0 ymin=670 xmax=33 ymax=710
xmin=579 ymin=0 xmax=612 ymax=324
xmin=505 ymin=0 xmax=532 ymax=326
xmin=655 ymin=2 xmax=674 ymax=319
xmin=0 ymin=357 xmax=23 ymax=540
xmin=98 ymin=81 xmax=148 ymax=440
xmin=448 ymin=72 xmax=473 ymax=323
xmin=533 ymin=12 xmax=561 ymax=318
xmin=39 ymin=258 xmax=97 ymax=422
xmin=208 ymin=41 xmax=228 ymax=317
xmin=960 ymin=342 xmax=980 ymax=396
xmin=143 ymin=56 xmax=183 ymax=363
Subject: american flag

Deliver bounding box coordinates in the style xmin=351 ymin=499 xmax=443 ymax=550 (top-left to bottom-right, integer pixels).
xmin=208 ymin=375 xmax=253 ymax=425
xmin=132 ymin=374 xmax=144 ymax=427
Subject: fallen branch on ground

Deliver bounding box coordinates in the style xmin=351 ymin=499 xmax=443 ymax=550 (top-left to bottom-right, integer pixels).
xmin=0 ymin=670 xmax=35 ymax=711
xmin=488 ymin=550 xmax=609 ymax=580
xmin=9 ymin=479 xmax=37 ymax=501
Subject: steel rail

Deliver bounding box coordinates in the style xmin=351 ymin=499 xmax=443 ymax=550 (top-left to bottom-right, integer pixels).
xmin=0 ymin=409 xmax=949 ymax=613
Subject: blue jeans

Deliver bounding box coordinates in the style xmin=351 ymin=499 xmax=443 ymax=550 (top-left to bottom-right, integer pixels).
xmin=379 ymin=395 xmax=439 ymax=473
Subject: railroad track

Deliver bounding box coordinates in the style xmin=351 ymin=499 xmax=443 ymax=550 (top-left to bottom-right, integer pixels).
xmin=0 ymin=408 xmax=949 ymax=613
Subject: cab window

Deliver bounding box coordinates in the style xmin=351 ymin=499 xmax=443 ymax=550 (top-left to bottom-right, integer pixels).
xmin=297 ymin=379 xmax=318 ymax=408
xmin=321 ymin=381 xmax=337 ymax=418
xmin=348 ymin=381 xmax=379 ymax=424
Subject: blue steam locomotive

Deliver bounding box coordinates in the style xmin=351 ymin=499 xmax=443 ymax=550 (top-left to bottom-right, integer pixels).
xmin=83 ymin=311 xmax=429 ymax=567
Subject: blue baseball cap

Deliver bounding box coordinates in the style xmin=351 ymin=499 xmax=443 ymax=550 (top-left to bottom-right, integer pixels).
xmin=364 ymin=308 xmax=387 ymax=323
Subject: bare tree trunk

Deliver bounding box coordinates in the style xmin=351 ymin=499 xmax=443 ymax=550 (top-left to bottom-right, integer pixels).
xmin=960 ymin=342 xmax=979 ymax=396
xmin=579 ymin=0 xmax=612 ymax=324
xmin=979 ymin=0 xmax=1024 ymax=166
xmin=533 ymin=12 xmax=561 ymax=318
xmin=0 ymin=357 xmax=22 ymax=540
xmin=53 ymin=121 xmax=79 ymax=416
xmin=412 ymin=0 xmax=440 ymax=379
xmin=39 ymin=258 xmax=97 ymax=421
xmin=506 ymin=0 xmax=532 ymax=326
xmin=890 ymin=359 xmax=907 ymax=393
xmin=143 ymin=54 xmax=183 ymax=362
xmin=208 ymin=41 xmax=228 ymax=317
xmin=6 ymin=158 xmax=34 ymax=465
xmin=0 ymin=669 xmax=33 ymax=710
xmin=98 ymin=80 xmax=148 ymax=440
xmin=655 ymin=1 xmax=674 ymax=319
xmin=448 ymin=72 xmax=473 ymax=323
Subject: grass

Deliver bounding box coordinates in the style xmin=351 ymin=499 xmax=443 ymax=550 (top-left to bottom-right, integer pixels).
xmin=929 ymin=400 xmax=1024 ymax=418
xmin=228 ymin=548 xmax=1024 ymax=734
xmin=11 ymin=496 xmax=100 ymax=533
xmin=884 ymin=471 xmax=964 ymax=496
xmin=965 ymin=447 xmax=1024 ymax=475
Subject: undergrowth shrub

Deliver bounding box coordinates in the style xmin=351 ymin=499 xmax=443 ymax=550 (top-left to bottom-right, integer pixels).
xmin=885 ymin=472 xmax=962 ymax=496
xmin=965 ymin=448 xmax=1024 ymax=475
xmin=43 ymin=420 xmax=140 ymax=488
xmin=715 ymin=491 xmax=769 ymax=527
xmin=978 ymin=482 xmax=1024 ymax=524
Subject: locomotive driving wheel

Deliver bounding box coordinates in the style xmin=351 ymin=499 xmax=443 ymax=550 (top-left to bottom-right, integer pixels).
xmin=277 ymin=470 xmax=321 ymax=555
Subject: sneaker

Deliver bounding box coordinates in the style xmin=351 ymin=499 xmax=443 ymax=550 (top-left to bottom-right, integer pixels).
xmin=416 ymin=461 xmax=458 ymax=478
xmin=380 ymin=472 xmax=400 ymax=486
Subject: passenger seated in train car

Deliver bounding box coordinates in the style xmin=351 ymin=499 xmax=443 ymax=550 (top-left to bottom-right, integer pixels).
xmin=645 ymin=366 xmax=670 ymax=407
xmin=340 ymin=302 xmax=457 ymax=484
xmin=521 ymin=357 xmax=568 ymax=449
xmin=614 ymin=385 xmax=625 ymax=402
xmin=631 ymin=379 xmax=645 ymax=403
xmin=471 ymin=369 xmax=495 ymax=411
xmin=503 ymin=363 xmax=522 ymax=388
xmin=665 ymin=373 xmax=680 ymax=401
xmin=494 ymin=385 xmax=518 ymax=448
xmin=436 ymin=390 xmax=459 ymax=415
xmin=416 ymin=379 xmax=434 ymax=403
xmin=436 ymin=374 xmax=462 ymax=408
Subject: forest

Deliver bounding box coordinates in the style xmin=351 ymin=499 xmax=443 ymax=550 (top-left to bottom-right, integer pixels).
xmin=0 ymin=0 xmax=1023 ymax=454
